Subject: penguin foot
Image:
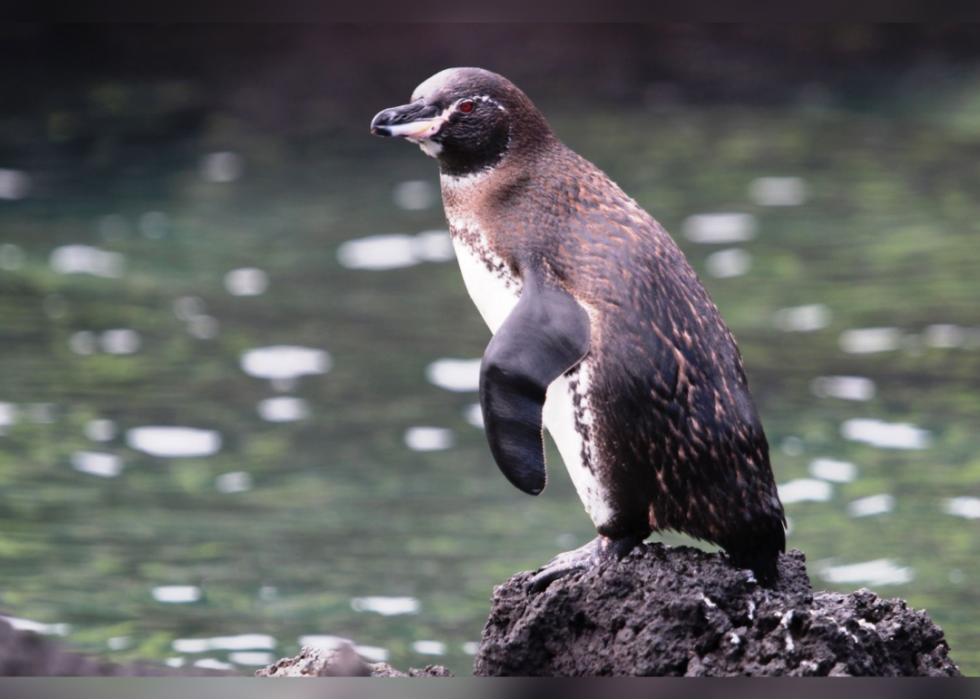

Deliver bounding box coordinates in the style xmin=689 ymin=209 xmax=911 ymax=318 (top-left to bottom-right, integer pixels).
xmin=526 ymin=535 xmax=642 ymax=593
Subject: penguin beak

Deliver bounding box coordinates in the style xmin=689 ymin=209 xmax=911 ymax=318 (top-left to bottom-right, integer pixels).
xmin=371 ymin=101 xmax=446 ymax=139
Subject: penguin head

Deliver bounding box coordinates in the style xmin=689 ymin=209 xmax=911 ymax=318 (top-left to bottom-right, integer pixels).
xmin=371 ymin=67 xmax=552 ymax=176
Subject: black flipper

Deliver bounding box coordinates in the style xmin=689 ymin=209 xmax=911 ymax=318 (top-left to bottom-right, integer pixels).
xmin=479 ymin=267 xmax=591 ymax=495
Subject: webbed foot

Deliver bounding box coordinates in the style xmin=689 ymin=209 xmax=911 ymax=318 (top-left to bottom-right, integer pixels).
xmin=526 ymin=535 xmax=643 ymax=593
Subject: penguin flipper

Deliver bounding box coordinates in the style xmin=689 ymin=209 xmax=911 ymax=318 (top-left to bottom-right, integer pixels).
xmin=479 ymin=268 xmax=591 ymax=495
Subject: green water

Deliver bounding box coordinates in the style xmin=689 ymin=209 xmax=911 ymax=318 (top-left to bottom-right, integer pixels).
xmin=0 ymin=93 xmax=979 ymax=675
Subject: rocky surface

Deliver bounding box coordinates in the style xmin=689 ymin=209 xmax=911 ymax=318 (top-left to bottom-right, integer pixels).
xmin=474 ymin=543 xmax=961 ymax=677
xmin=255 ymin=644 xmax=452 ymax=678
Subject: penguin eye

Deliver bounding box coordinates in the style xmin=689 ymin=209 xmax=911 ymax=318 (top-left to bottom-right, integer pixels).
xmin=458 ymin=100 xmax=475 ymax=114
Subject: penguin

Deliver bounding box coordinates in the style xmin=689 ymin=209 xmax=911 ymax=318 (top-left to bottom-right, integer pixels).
xmin=371 ymin=68 xmax=786 ymax=588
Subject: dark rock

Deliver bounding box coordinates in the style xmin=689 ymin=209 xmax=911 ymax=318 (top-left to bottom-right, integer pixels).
xmin=473 ymin=543 xmax=961 ymax=677
xmin=255 ymin=645 xmax=452 ymax=678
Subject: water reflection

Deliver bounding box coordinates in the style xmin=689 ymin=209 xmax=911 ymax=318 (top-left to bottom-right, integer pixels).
xmin=425 ymin=358 xmax=481 ymax=392
xmin=463 ymin=403 xmax=484 ymax=428
xmin=412 ymin=640 xmax=446 ymax=656
xmin=808 ymin=458 xmax=857 ymax=483
xmin=748 ymin=177 xmax=808 ymax=206
xmin=127 ymin=427 xmax=222 ymax=458
xmin=257 ymin=397 xmax=309 ymax=422
xmin=772 ymin=304 xmax=832 ymax=333
xmin=100 ymin=329 xmax=141 ymax=355
xmin=839 ymin=327 xmax=901 ymax=354
xmin=705 ymin=248 xmax=751 ymax=278
xmin=229 ymin=652 xmax=275 ymax=666
xmin=404 ymin=427 xmax=454 ymax=452
xmin=350 ymin=596 xmax=420 ymax=616
xmin=215 ymin=471 xmax=253 ymax=494
xmin=49 ymin=245 xmax=125 ymax=278
xmin=777 ymin=478 xmax=833 ymax=504
xmin=682 ymin=213 xmax=757 ymax=244
xmin=353 ymin=646 xmax=390 ymax=663
xmin=240 ymin=346 xmax=331 ymax=383
xmin=172 ymin=634 xmax=276 ymax=652
xmin=0 ymin=615 xmax=70 ymax=636
xmin=0 ymin=168 xmax=31 ymax=200
xmin=811 ymin=376 xmax=876 ymax=401
xmin=847 ymin=494 xmax=896 ymax=518
xmin=943 ymin=497 xmax=980 ymax=520
xmin=151 ymin=586 xmax=202 ymax=604
xmin=840 ymin=419 xmax=931 ymax=450
xmin=225 ymin=268 xmax=269 ymax=297
xmin=70 ymin=451 xmax=123 ymax=478
xmin=820 ymin=559 xmax=914 ymax=587
xmin=337 ymin=230 xmax=453 ymax=270
xmin=85 ymin=419 xmax=117 ymax=442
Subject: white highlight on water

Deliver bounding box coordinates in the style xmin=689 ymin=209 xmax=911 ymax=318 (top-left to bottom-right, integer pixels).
xmin=426 ymin=358 xmax=482 ymax=392
xmin=71 ymin=451 xmax=123 ymax=478
xmin=848 ymin=494 xmax=896 ymax=518
xmin=230 ymin=652 xmax=275 ymax=666
xmin=0 ymin=168 xmax=32 ymax=200
xmin=257 ymin=397 xmax=309 ymax=422
xmin=353 ymin=646 xmax=390 ymax=663
xmin=412 ymin=641 xmax=447 ymax=656
xmin=215 ymin=471 xmax=253 ymax=494
xmin=924 ymin=324 xmax=967 ymax=349
xmin=350 ymin=596 xmax=420 ymax=616
xmin=777 ymin=479 xmax=833 ymax=504
xmin=683 ymin=213 xmax=758 ymax=244
xmin=772 ymin=304 xmax=832 ymax=332
xmin=748 ymin=177 xmax=808 ymax=206
xmin=705 ymin=248 xmax=752 ymax=278
xmin=50 ymin=245 xmax=125 ymax=278
xmin=839 ymin=327 xmax=902 ymax=354
xmin=840 ymin=418 xmax=931 ymax=450
xmin=101 ymin=329 xmax=141 ymax=355
xmin=337 ymin=230 xmax=454 ymax=270
xmin=152 ymin=585 xmax=202 ymax=603
xmin=173 ymin=634 xmax=275 ymax=653
xmin=0 ymin=615 xmax=70 ymax=636
xmin=464 ymin=403 xmax=484 ymax=428
xmin=127 ymin=427 xmax=222 ymax=458
xmin=404 ymin=427 xmax=455 ymax=452
xmin=224 ymin=267 xmax=269 ymax=296
xmin=240 ymin=346 xmax=332 ymax=381
xmin=808 ymin=458 xmax=857 ymax=483
xmin=820 ymin=559 xmax=914 ymax=586
xmin=811 ymin=376 xmax=876 ymax=401
xmin=943 ymin=496 xmax=980 ymax=520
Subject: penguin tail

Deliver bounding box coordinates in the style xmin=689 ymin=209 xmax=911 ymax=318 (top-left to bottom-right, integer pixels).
xmin=724 ymin=519 xmax=786 ymax=588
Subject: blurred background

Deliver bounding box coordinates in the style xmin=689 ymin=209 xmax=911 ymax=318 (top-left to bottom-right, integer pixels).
xmin=0 ymin=24 xmax=979 ymax=676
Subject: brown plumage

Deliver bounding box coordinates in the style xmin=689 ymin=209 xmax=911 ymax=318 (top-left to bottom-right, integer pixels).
xmin=372 ymin=68 xmax=786 ymax=586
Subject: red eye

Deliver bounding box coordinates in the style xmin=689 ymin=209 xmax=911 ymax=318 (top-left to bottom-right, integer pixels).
xmin=459 ymin=101 xmax=475 ymax=113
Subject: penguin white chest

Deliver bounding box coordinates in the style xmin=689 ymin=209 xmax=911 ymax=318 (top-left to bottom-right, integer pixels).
xmin=448 ymin=222 xmax=521 ymax=334
xmin=447 ymin=216 xmax=614 ymax=530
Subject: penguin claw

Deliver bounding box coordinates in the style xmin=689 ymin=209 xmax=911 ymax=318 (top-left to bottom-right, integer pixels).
xmin=526 ymin=542 xmax=598 ymax=593
xmin=525 ymin=535 xmax=643 ymax=593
